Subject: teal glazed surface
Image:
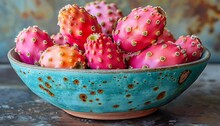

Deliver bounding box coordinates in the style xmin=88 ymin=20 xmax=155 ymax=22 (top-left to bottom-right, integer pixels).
xmin=8 ymin=48 xmax=210 ymax=113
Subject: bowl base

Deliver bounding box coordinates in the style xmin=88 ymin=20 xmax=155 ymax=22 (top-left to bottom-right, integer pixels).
xmin=63 ymin=108 xmax=158 ymax=120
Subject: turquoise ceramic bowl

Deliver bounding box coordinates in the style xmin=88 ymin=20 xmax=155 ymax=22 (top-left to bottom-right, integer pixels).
xmin=8 ymin=48 xmax=210 ymax=120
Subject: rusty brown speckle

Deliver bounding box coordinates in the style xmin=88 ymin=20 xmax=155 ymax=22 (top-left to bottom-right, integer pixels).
xmin=90 ymin=91 xmax=96 ymax=95
xmin=157 ymin=91 xmax=166 ymax=100
xmin=45 ymin=82 xmax=52 ymax=88
xmin=34 ymin=0 xmax=41 ymax=6
xmin=179 ymin=70 xmax=191 ymax=85
xmin=47 ymin=76 xmax=52 ymax=80
xmin=38 ymin=84 xmax=54 ymax=97
xmin=129 ymin=108 xmax=136 ymax=111
xmin=21 ymin=12 xmax=29 ymax=19
xmin=113 ymin=105 xmax=119 ymax=108
xmin=45 ymin=89 xmax=54 ymax=97
xmin=63 ymin=77 xmax=68 ymax=82
xmin=74 ymin=79 xmax=79 ymax=85
xmin=38 ymin=77 xmax=43 ymax=82
xmin=128 ymin=84 xmax=134 ymax=89
xmin=95 ymin=98 xmax=100 ymax=101
xmin=79 ymin=94 xmax=87 ymax=102
xmin=97 ymin=89 xmax=104 ymax=94
xmin=153 ymin=87 xmax=159 ymax=91
xmin=144 ymin=101 xmax=151 ymax=105
xmin=126 ymin=94 xmax=131 ymax=98
xmin=184 ymin=0 xmax=220 ymax=34
xmin=102 ymin=81 xmax=107 ymax=84
xmin=39 ymin=84 xmax=44 ymax=89
xmin=89 ymin=100 xmax=93 ymax=102
xmin=83 ymin=85 xmax=87 ymax=88
xmin=128 ymin=101 xmax=133 ymax=104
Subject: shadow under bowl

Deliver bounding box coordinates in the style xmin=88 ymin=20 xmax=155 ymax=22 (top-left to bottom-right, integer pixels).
xmin=8 ymin=48 xmax=210 ymax=120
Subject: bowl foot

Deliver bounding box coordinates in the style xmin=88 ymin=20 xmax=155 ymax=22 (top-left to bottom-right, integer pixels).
xmin=63 ymin=108 xmax=158 ymax=120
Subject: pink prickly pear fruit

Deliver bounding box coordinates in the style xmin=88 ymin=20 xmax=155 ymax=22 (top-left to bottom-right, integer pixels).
xmin=157 ymin=28 xmax=175 ymax=44
xmin=128 ymin=42 xmax=187 ymax=69
xmin=51 ymin=33 xmax=67 ymax=45
xmin=63 ymin=35 xmax=85 ymax=51
xmin=51 ymin=33 xmax=83 ymax=51
xmin=85 ymin=0 xmax=123 ymax=36
xmin=15 ymin=26 xmax=54 ymax=65
xmin=39 ymin=44 xmax=86 ymax=69
xmin=123 ymin=51 xmax=141 ymax=62
xmin=113 ymin=5 xmax=167 ymax=53
xmin=84 ymin=33 xmax=126 ymax=69
xmin=58 ymin=4 xmax=102 ymax=51
xmin=175 ymin=35 xmax=204 ymax=62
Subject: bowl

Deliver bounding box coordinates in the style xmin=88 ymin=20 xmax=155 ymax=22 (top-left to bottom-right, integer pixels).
xmin=8 ymin=48 xmax=210 ymax=120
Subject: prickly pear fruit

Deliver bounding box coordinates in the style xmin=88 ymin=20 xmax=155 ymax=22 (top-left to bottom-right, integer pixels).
xmin=128 ymin=42 xmax=187 ymax=69
xmin=113 ymin=6 xmax=166 ymax=53
xmin=157 ymin=28 xmax=175 ymax=44
xmin=85 ymin=0 xmax=123 ymax=36
xmin=123 ymin=51 xmax=141 ymax=63
xmin=58 ymin=4 xmax=102 ymax=51
xmin=63 ymin=35 xmax=86 ymax=51
xmin=51 ymin=33 xmax=66 ymax=45
xmin=15 ymin=26 xmax=54 ymax=65
xmin=175 ymin=35 xmax=204 ymax=62
xmin=84 ymin=33 xmax=126 ymax=69
xmin=39 ymin=45 xmax=86 ymax=69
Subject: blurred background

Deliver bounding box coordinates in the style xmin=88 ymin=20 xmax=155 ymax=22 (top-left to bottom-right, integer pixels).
xmin=0 ymin=0 xmax=220 ymax=63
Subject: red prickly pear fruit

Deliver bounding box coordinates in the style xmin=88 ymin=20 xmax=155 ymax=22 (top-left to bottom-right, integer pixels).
xmin=175 ymin=35 xmax=204 ymax=62
xmin=128 ymin=42 xmax=187 ymax=69
xmin=58 ymin=4 xmax=102 ymax=51
xmin=39 ymin=45 xmax=86 ymax=69
xmin=84 ymin=33 xmax=126 ymax=69
xmin=14 ymin=26 xmax=54 ymax=65
xmin=51 ymin=33 xmax=66 ymax=45
xmin=113 ymin=5 xmax=167 ymax=53
xmin=85 ymin=0 xmax=123 ymax=36
xmin=157 ymin=28 xmax=175 ymax=44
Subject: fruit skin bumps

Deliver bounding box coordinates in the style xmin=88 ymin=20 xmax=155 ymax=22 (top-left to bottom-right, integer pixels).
xmin=84 ymin=33 xmax=126 ymax=69
xmin=85 ymin=0 xmax=123 ymax=36
xmin=14 ymin=3 xmax=206 ymax=70
xmin=15 ymin=26 xmax=54 ymax=65
xmin=175 ymin=35 xmax=204 ymax=62
xmin=128 ymin=42 xmax=187 ymax=69
xmin=113 ymin=6 xmax=167 ymax=53
xmin=39 ymin=45 xmax=86 ymax=69
xmin=58 ymin=4 xmax=102 ymax=51
xmin=157 ymin=28 xmax=175 ymax=44
xmin=51 ymin=33 xmax=66 ymax=45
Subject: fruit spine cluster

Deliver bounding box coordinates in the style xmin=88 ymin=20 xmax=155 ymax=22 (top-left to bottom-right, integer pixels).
xmin=15 ymin=0 xmax=204 ymax=69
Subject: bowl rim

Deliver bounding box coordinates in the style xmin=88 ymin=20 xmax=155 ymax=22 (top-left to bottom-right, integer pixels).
xmin=8 ymin=47 xmax=211 ymax=73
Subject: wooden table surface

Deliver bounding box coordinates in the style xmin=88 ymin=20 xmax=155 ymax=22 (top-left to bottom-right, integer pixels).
xmin=0 ymin=64 xmax=220 ymax=126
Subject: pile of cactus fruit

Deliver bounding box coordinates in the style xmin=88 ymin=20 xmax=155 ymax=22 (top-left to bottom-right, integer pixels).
xmin=14 ymin=1 xmax=204 ymax=69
